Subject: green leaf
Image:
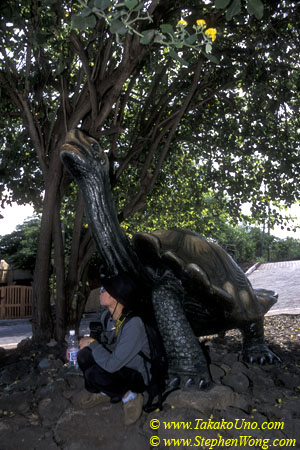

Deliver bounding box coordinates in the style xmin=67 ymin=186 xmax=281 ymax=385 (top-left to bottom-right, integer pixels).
xmin=133 ymin=2 xmax=144 ymax=11
xmin=203 ymin=52 xmax=219 ymax=64
xmin=110 ymin=19 xmax=128 ymax=35
xmin=160 ymin=24 xmax=174 ymax=35
xmin=215 ymin=0 xmax=231 ymax=8
xmin=185 ymin=34 xmax=197 ymax=45
xmin=35 ymin=31 xmax=51 ymax=45
xmin=56 ymin=62 xmax=65 ymax=75
xmin=226 ymin=0 xmax=241 ymax=20
xmin=81 ymin=8 xmax=93 ymax=18
xmin=169 ymin=49 xmax=188 ymax=66
xmin=247 ymin=0 xmax=264 ymax=19
xmin=71 ymin=13 xmax=97 ymax=30
xmin=93 ymin=0 xmax=112 ymax=10
xmin=124 ymin=0 xmax=138 ymax=9
xmin=71 ymin=15 xmax=85 ymax=30
xmin=140 ymin=29 xmax=155 ymax=45
xmin=205 ymin=43 xmax=212 ymax=54
xmin=174 ymin=42 xmax=183 ymax=49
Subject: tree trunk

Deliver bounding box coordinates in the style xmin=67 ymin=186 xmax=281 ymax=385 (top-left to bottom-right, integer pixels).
xmin=51 ymin=192 xmax=95 ymax=333
xmin=32 ymin=153 xmax=63 ymax=342
xmin=52 ymin=194 xmax=67 ymax=342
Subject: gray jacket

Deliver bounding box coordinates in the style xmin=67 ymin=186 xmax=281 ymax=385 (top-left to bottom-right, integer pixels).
xmin=89 ymin=311 xmax=151 ymax=385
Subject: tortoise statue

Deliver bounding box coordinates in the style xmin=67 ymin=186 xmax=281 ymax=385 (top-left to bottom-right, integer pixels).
xmin=60 ymin=129 xmax=280 ymax=389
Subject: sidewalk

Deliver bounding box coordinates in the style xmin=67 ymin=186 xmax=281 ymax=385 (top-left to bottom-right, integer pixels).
xmin=0 ymin=313 xmax=97 ymax=349
xmin=247 ymin=260 xmax=300 ymax=315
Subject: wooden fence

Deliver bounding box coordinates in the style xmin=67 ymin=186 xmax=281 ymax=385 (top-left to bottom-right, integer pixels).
xmin=0 ymin=286 xmax=32 ymax=319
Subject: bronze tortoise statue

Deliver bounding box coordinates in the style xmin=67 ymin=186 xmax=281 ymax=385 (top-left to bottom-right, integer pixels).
xmin=60 ymin=129 xmax=279 ymax=389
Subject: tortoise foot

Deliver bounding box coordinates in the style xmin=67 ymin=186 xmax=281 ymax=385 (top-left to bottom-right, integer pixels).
xmin=183 ymin=376 xmax=211 ymax=391
xmin=242 ymin=344 xmax=281 ymax=365
xmin=169 ymin=369 xmax=212 ymax=391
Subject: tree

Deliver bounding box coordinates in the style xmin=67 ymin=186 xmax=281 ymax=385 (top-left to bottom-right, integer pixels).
xmin=271 ymin=237 xmax=300 ymax=262
xmin=0 ymin=0 xmax=299 ymax=341
xmin=0 ymin=217 xmax=40 ymax=270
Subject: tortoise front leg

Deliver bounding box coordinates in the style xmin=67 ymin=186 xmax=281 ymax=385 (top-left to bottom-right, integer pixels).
xmin=152 ymin=272 xmax=211 ymax=389
xmin=241 ymin=318 xmax=281 ymax=364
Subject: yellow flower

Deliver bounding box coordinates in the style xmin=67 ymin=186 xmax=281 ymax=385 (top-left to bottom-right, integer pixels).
xmin=205 ymin=28 xmax=217 ymax=42
xmin=177 ymin=19 xmax=188 ymax=27
xmin=196 ymin=19 xmax=206 ymax=28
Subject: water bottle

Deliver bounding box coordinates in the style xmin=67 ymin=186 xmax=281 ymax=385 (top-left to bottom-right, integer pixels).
xmin=67 ymin=330 xmax=79 ymax=368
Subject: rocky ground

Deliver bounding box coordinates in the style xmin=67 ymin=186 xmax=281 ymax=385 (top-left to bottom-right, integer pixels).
xmin=0 ymin=314 xmax=299 ymax=450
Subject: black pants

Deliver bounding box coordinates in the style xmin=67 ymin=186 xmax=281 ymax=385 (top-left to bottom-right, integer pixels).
xmin=77 ymin=347 xmax=146 ymax=400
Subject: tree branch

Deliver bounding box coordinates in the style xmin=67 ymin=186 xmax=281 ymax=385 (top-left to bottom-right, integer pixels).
xmin=119 ymin=59 xmax=204 ymax=217
xmin=149 ymin=59 xmax=203 ymax=191
xmin=0 ymin=70 xmax=48 ymax=176
xmin=70 ymin=32 xmax=98 ymax=124
xmin=25 ymin=40 xmax=32 ymax=94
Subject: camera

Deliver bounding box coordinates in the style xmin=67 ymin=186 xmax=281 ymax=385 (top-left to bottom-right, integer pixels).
xmin=89 ymin=321 xmax=104 ymax=343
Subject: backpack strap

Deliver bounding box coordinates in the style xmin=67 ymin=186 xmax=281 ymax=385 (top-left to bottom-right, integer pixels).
xmin=103 ymin=309 xmax=133 ymax=336
xmin=103 ymin=310 xmax=110 ymax=328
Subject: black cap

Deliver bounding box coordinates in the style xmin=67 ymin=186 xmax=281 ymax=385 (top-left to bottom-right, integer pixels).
xmin=101 ymin=272 xmax=137 ymax=306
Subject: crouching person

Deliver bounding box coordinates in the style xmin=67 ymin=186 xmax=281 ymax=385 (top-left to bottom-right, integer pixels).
xmin=77 ymin=273 xmax=150 ymax=426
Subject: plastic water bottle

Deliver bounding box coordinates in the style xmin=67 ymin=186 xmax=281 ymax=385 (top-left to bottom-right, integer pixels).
xmin=67 ymin=330 xmax=79 ymax=368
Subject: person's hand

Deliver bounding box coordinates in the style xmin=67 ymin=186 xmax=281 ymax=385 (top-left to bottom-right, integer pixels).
xmin=79 ymin=335 xmax=94 ymax=350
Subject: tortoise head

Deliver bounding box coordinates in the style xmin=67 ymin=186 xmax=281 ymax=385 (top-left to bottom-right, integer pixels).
xmin=60 ymin=129 xmax=109 ymax=181
xmin=60 ymin=128 xmax=143 ymax=278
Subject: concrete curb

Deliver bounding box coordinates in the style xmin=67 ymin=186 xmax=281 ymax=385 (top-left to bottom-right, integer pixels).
xmin=266 ymin=308 xmax=300 ymax=316
xmin=245 ymin=262 xmax=261 ymax=276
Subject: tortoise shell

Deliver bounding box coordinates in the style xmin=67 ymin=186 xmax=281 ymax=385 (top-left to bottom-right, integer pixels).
xmin=132 ymin=228 xmax=277 ymax=323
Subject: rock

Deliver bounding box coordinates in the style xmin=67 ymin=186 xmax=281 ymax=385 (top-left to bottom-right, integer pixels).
xmin=276 ymin=372 xmax=300 ymax=389
xmin=0 ymin=368 xmax=13 ymax=385
xmin=0 ymin=421 xmax=10 ymax=433
xmin=167 ymin=385 xmax=236 ymax=411
xmin=209 ymin=363 xmax=225 ymax=384
xmin=230 ymin=393 xmax=252 ymax=412
xmin=0 ymin=425 xmax=46 ymax=450
xmin=38 ymin=358 xmax=51 ymax=369
xmin=222 ymin=353 xmax=239 ymax=365
xmin=54 ymin=406 xmax=148 ymax=450
xmin=283 ymin=417 xmax=300 ymax=442
xmin=253 ymin=387 xmax=284 ymax=404
xmin=34 ymin=437 xmax=60 ymax=450
xmin=220 ymin=363 xmax=231 ymax=374
xmin=64 ymin=372 xmax=84 ymax=388
xmin=209 ymin=348 xmax=223 ymax=362
xmin=38 ymin=394 xmax=70 ymax=423
xmin=0 ymin=391 xmax=32 ymax=415
xmin=231 ymin=361 xmax=250 ymax=374
xmin=221 ymin=372 xmax=250 ymax=393
xmin=280 ymin=397 xmax=300 ymax=417
xmin=47 ymin=339 xmax=58 ymax=348
xmin=63 ymin=440 xmax=101 ymax=450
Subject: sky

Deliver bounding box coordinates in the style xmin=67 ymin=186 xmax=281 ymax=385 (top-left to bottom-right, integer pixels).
xmin=0 ymin=201 xmax=299 ymax=240
xmin=0 ymin=202 xmax=37 ymax=236
xmin=241 ymin=202 xmax=300 ymax=240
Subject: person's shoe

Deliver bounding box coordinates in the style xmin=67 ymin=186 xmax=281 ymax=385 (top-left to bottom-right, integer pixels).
xmin=123 ymin=393 xmax=143 ymax=426
xmin=80 ymin=391 xmax=110 ymax=409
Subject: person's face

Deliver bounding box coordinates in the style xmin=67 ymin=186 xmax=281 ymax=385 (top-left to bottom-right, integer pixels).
xmin=100 ymin=286 xmax=117 ymax=308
